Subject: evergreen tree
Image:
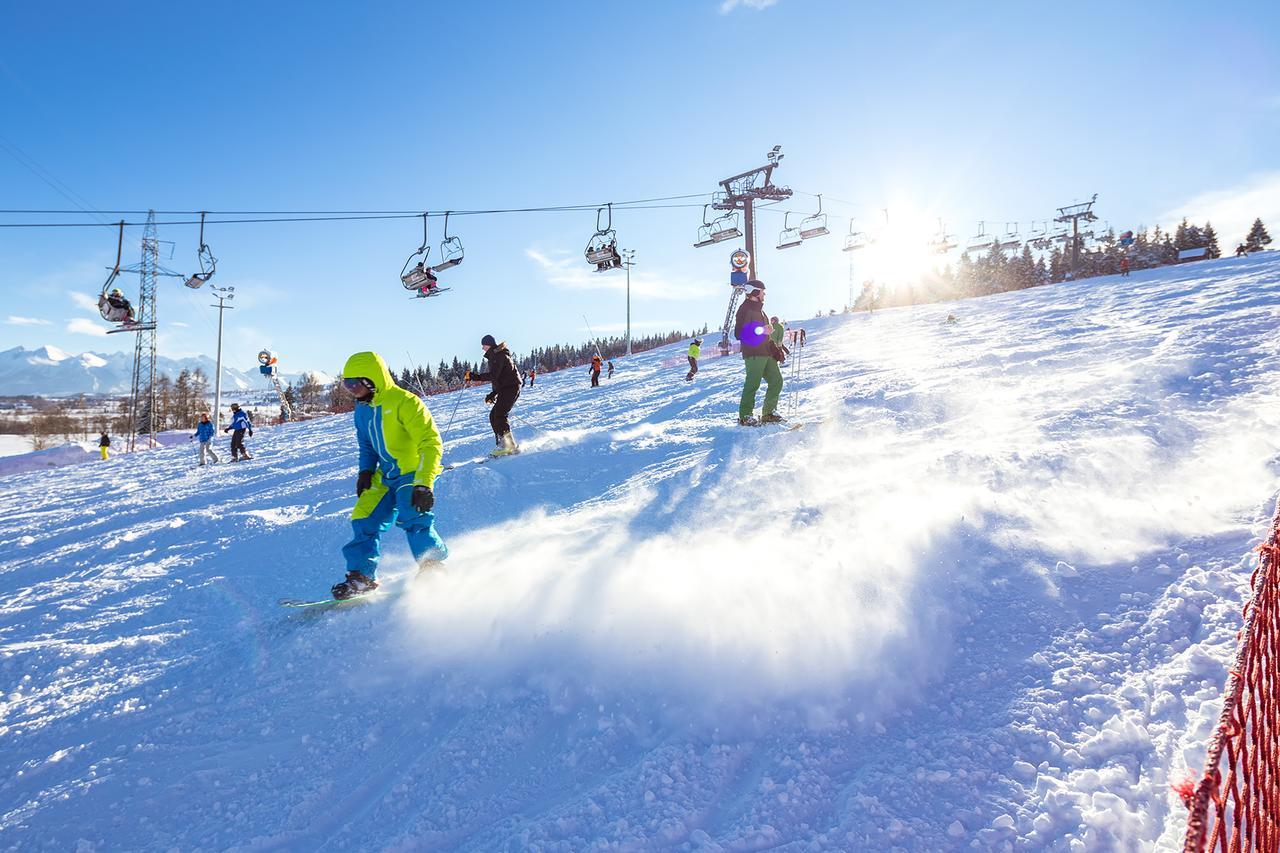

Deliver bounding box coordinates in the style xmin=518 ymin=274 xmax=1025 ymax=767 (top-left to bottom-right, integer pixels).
xmin=1203 ymin=222 xmax=1221 ymax=259
xmin=1245 ymin=218 xmax=1272 ymax=252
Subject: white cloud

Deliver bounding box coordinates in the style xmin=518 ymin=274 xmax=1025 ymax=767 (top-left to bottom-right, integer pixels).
xmin=579 ymin=320 xmax=683 ymax=334
xmin=526 ymin=248 xmax=712 ymax=301
xmin=69 ymin=291 xmax=100 ymax=313
xmin=6 ymin=316 xmax=50 ymax=326
xmin=1159 ymin=172 xmax=1280 ymax=247
xmin=719 ymin=0 xmax=777 ymax=12
xmin=66 ymin=318 xmax=108 ymax=337
xmin=171 ymin=321 xmax=189 ymax=328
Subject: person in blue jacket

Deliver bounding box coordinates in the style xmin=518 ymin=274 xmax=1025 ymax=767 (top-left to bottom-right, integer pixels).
xmin=332 ymin=351 xmax=449 ymax=600
xmin=224 ymin=403 xmax=253 ymax=461
xmin=192 ymin=413 xmax=219 ymax=466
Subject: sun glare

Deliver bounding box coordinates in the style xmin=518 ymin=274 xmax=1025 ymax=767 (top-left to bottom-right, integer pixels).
xmin=857 ymin=210 xmax=948 ymax=289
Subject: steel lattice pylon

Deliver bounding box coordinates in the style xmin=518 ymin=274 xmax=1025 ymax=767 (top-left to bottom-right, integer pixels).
xmin=125 ymin=212 xmax=160 ymax=452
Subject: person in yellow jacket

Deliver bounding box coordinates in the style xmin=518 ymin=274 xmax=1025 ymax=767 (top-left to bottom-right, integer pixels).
xmin=685 ymin=338 xmax=701 ymax=381
xmin=332 ymin=351 xmax=448 ymax=600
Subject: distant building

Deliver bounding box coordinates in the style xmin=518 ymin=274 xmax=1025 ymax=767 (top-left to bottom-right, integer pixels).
xmin=1177 ymin=247 xmax=1209 ymax=263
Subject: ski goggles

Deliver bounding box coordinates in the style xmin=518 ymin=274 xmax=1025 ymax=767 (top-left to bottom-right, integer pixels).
xmin=342 ymin=377 xmax=376 ymax=395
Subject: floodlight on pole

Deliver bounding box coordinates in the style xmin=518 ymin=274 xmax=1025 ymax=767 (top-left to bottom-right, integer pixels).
xmin=209 ymin=284 xmax=235 ymax=430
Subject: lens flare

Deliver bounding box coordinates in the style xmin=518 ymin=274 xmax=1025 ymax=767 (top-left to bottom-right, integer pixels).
xmin=741 ymin=323 xmax=769 ymax=347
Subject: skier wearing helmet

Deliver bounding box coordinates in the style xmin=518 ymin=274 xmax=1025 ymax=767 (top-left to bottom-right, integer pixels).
xmin=733 ymin=280 xmax=784 ymax=425
xmin=104 ymin=288 xmax=135 ymax=323
xmin=332 ymin=351 xmax=448 ymax=600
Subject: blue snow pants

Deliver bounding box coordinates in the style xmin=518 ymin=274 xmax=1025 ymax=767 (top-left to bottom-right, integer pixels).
xmin=341 ymin=470 xmax=448 ymax=577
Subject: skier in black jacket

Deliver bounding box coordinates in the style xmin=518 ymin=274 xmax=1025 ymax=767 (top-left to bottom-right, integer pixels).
xmin=734 ymin=280 xmax=784 ymax=425
xmin=469 ymin=334 xmax=522 ymax=456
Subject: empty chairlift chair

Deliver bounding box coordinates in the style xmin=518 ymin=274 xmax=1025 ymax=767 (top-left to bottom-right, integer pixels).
xmin=709 ymin=212 xmax=742 ymax=243
xmin=798 ymin=195 xmax=829 ymax=240
xmin=777 ymin=212 xmax=803 ymax=250
xmin=693 ymin=204 xmax=717 ymax=248
xmin=431 ymin=212 xmax=464 ymax=272
xmin=967 ymin=222 xmax=996 ymax=253
xmin=843 ymin=219 xmax=869 ymax=252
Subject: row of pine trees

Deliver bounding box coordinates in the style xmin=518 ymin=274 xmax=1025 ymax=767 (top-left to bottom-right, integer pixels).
xmin=856 ymin=218 xmax=1272 ymax=311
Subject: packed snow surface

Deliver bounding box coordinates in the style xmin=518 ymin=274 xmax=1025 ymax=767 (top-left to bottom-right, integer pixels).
xmin=2 ymin=254 xmax=1279 ymax=851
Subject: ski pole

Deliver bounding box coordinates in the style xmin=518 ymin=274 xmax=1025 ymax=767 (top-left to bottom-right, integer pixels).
xmin=441 ymin=377 xmax=469 ymax=438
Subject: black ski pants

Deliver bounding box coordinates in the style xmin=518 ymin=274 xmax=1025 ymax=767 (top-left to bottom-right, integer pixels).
xmin=490 ymin=386 xmax=519 ymax=440
xmin=686 ymin=356 xmax=698 ymax=380
xmin=591 ymin=368 xmax=600 ymax=387
xmin=230 ymin=429 xmax=250 ymax=459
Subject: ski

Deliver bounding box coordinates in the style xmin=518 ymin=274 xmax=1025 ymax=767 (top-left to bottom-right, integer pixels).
xmin=278 ymin=591 xmax=383 ymax=608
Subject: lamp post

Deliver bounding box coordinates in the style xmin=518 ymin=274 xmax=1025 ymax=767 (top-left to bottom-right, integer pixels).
xmin=209 ymin=284 xmax=235 ymax=429
xmin=621 ymin=249 xmax=636 ymax=356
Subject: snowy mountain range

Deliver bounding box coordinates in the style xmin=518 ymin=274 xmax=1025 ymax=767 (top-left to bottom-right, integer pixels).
xmin=0 ymin=345 xmax=331 ymax=397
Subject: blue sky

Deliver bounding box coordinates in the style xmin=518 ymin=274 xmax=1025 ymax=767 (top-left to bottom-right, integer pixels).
xmin=2 ymin=0 xmax=1277 ymax=377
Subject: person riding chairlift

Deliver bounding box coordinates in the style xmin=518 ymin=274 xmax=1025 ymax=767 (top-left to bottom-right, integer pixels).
xmin=412 ymin=263 xmax=441 ymax=296
xmin=105 ymin=288 xmax=136 ymax=323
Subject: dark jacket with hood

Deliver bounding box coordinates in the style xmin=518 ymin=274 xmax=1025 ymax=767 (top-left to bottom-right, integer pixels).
xmin=734 ymin=297 xmax=772 ymax=358
xmin=472 ymin=343 xmax=521 ymax=392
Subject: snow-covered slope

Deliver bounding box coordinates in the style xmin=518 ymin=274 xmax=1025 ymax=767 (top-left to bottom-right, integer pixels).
xmin=0 ymin=346 xmax=322 ymax=397
xmin=2 ymin=254 xmax=1279 ymax=850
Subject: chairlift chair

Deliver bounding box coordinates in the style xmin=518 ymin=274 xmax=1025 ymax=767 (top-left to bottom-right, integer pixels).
xmin=96 ymin=221 xmax=141 ymax=328
xmin=777 ymin=212 xmax=803 ymax=250
xmin=998 ymin=223 xmax=1021 ymax=251
xmin=842 ymin=219 xmax=868 ymax=252
xmin=709 ymin=211 xmax=742 ymax=243
xmin=585 ymin=204 xmax=622 ymax=271
xmin=401 ymin=213 xmax=438 ymax=290
xmin=692 ymin=204 xmax=716 ymax=248
xmin=967 ymin=222 xmax=995 ymax=253
xmin=431 ymin=211 xmax=464 ymax=272
xmin=930 ymin=219 xmax=957 ymax=254
xmin=799 ymin=195 xmax=829 ymax=240
xmin=183 ymin=212 xmax=217 ymax=289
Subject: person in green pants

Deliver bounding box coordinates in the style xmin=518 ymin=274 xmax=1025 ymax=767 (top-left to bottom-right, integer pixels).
xmin=733 ymin=280 xmax=784 ymax=425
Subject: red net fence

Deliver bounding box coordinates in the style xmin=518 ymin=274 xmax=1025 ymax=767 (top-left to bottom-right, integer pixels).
xmin=1182 ymin=506 xmax=1280 ymax=852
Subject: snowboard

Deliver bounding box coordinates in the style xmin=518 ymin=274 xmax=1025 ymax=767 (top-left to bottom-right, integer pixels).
xmin=443 ymin=449 xmax=520 ymax=471
xmin=278 ymin=590 xmax=385 ymax=608
xmin=409 ymin=288 xmax=452 ymax=300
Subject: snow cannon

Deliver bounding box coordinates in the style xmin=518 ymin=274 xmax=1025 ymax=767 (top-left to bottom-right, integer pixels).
xmin=258 ymin=349 xmax=278 ymax=377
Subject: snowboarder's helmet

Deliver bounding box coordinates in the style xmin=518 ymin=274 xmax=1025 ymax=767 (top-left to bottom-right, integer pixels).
xmin=111 ymin=288 xmax=122 ymax=296
xmin=745 ymin=280 xmax=765 ymax=295
xmin=480 ymin=334 xmax=497 ymax=348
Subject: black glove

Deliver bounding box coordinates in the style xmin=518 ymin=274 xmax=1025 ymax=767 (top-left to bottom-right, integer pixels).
xmin=356 ymin=470 xmax=374 ymax=496
xmin=485 ymin=391 xmax=496 ymax=405
xmin=248 ymin=429 xmax=253 ymax=437
xmin=223 ymin=427 xmax=230 ymax=433
xmin=411 ymin=485 xmax=435 ymax=512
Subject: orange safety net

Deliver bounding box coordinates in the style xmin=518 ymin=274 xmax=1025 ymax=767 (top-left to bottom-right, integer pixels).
xmin=1182 ymin=506 xmax=1280 ymax=852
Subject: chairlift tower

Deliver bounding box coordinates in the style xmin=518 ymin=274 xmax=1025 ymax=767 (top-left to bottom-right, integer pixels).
xmin=1054 ymin=193 xmax=1099 ymax=277
xmin=707 ymin=146 xmax=793 ymax=352
xmin=117 ymin=210 xmax=184 ymax=452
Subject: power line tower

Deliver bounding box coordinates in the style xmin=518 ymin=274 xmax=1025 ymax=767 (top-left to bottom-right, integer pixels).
xmin=118 ymin=211 xmax=182 ymax=452
xmin=707 ymin=145 xmax=792 ymax=353
xmin=1054 ymin=193 xmax=1098 ymax=278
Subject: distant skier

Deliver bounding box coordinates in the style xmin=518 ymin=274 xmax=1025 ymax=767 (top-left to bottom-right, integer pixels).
xmin=686 ymin=338 xmax=701 ymax=381
xmin=607 ymin=360 xmax=615 ymax=379
xmin=734 ymin=280 xmax=784 ymax=426
xmin=331 ymin=351 xmax=448 ymax=600
xmin=529 ymin=369 xmax=536 ymax=387
xmin=1120 ymin=256 xmax=1131 ymax=277
xmin=1236 ymin=244 xmax=1249 ymax=257
xmin=590 ymin=354 xmax=602 ymax=387
xmin=98 ymin=431 xmax=110 ymax=460
xmin=769 ymin=316 xmax=789 ymax=364
xmin=192 ymin=413 xmax=219 ymax=466
xmin=468 ymin=334 xmax=522 ymax=456
xmin=279 ymin=404 xmax=290 ymax=423
xmin=944 ymin=314 xmax=958 ymax=325
xmin=224 ymin=403 xmax=253 ymax=461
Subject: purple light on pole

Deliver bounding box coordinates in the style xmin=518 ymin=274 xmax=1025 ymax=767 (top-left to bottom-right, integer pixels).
xmin=740 ymin=323 xmax=769 ymax=347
